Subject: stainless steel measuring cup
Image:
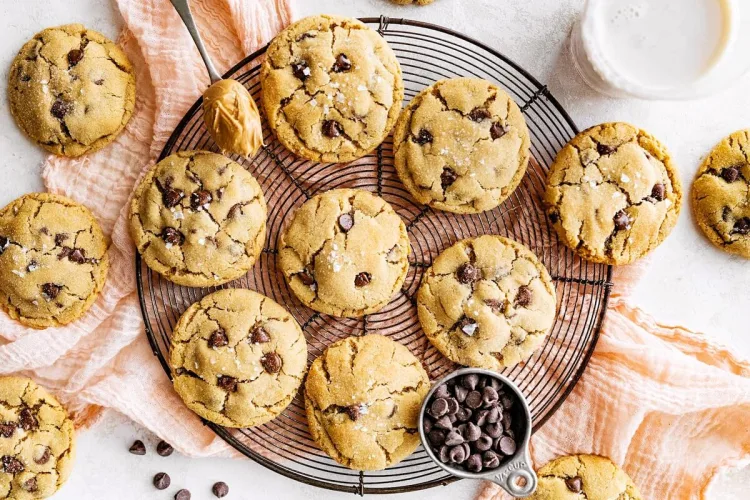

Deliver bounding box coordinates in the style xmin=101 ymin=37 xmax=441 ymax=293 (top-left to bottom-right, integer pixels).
xmin=419 ymin=368 xmax=537 ymax=497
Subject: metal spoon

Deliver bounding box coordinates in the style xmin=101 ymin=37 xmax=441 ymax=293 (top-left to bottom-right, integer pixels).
xmin=170 ymin=0 xmax=222 ymax=83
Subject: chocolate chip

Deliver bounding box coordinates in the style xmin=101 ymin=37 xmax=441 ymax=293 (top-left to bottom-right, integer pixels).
xmin=467 ymin=453 xmax=483 ymax=472
xmin=0 ymin=424 xmax=14 ymax=438
xmin=41 ymin=283 xmax=62 ymax=301
xmin=455 ymin=407 xmax=472 ymax=422
xmin=597 ymin=143 xmax=615 ymax=156
xmin=469 ymin=108 xmax=491 ymax=122
xmin=227 ymin=203 xmax=243 ymax=219
xmin=441 ymin=168 xmax=458 ymax=190
xmin=613 ymin=210 xmax=630 ymax=231
xmin=208 ymin=329 xmax=228 ymax=348
xmin=486 ymin=422 xmax=504 ymax=439
xmin=22 ymin=477 xmax=37 ymax=492
xmin=456 ymin=263 xmax=481 ymax=284
xmin=734 ymin=218 xmax=750 ymax=235
xmin=464 ymin=422 xmax=482 ymax=442
xmin=94 ymin=78 xmax=104 ymax=85
xmin=501 ymin=395 xmax=514 ymax=409
xmin=0 ymin=236 xmax=9 ymax=255
xmin=484 ymin=299 xmax=505 ymax=313
xmin=721 ymin=167 xmax=740 ymax=183
xmin=414 ymin=128 xmax=433 ymax=145
xmin=448 ymin=445 xmax=467 ymax=464
xmin=68 ymin=248 xmax=86 ymax=264
xmin=153 ymin=472 xmax=171 ymax=490
xmin=482 ymin=387 xmax=499 ymax=406
xmin=428 ymin=429 xmax=445 ymax=446
xmin=549 ymin=211 xmax=559 ymax=224
xmin=499 ymin=435 xmax=517 ymax=455
xmin=67 ymin=49 xmax=84 ymax=67
xmin=438 ymin=445 xmax=450 ymax=463
xmin=565 ymin=476 xmax=583 ymax=493
xmin=55 ymin=233 xmax=68 ymax=246
xmin=51 ymin=99 xmax=72 ymax=119
xmin=354 ymin=272 xmax=372 ymax=287
xmin=217 ymin=376 xmax=238 ymax=392
xmin=129 ymin=440 xmax=146 ymax=455
xmin=345 ymin=405 xmax=361 ymax=421
xmin=322 ymin=120 xmax=343 ymax=138
xmin=490 ymin=122 xmax=507 ymax=140
xmin=454 ymin=385 xmax=469 ymax=403
xmin=292 ymin=61 xmax=310 ymax=81
xmin=332 ymin=54 xmax=352 ymax=72
xmin=19 ymin=408 xmax=37 ymax=431
xmin=651 ymin=183 xmax=666 ymax=202
xmin=297 ymin=269 xmax=316 ymax=286
xmin=465 ymin=391 xmax=483 ymax=409
xmin=25 ymin=260 xmax=39 ymax=273
xmin=514 ymin=285 xmax=532 ymax=308
xmin=462 ymin=374 xmax=479 ymax=390
xmin=475 ymin=434 xmax=493 ymax=451
xmin=338 ymin=213 xmax=354 ymax=232
xmin=156 ymin=440 xmax=173 ymax=457
xmin=190 ymin=190 xmax=212 ymax=210
xmin=434 ymin=384 xmax=450 ymax=399
xmin=2 ymin=456 xmax=24 ymax=474
xmin=423 ymin=418 xmax=433 ymax=434
xmin=20 ymin=74 xmax=31 ymax=82
xmin=486 ymin=406 xmax=502 ymax=424
xmin=457 ymin=317 xmax=478 ymax=336
xmin=446 ymin=398 xmax=460 ymax=415
xmin=483 ymin=450 xmax=501 ymax=468
xmin=444 ymin=430 xmax=464 ymax=446
xmin=163 ymin=188 xmax=184 ymax=208
xmin=434 ymin=415 xmax=453 ymax=430
xmin=431 ymin=398 xmax=449 ymax=417
xmin=212 ymin=481 xmax=229 ymax=498
xmin=175 ymin=489 xmax=191 ymax=500
xmin=250 ymin=326 xmax=270 ymax=344
xmin=34 ymin=447 xmax=50 ymax=465
xmin=261 ymin=352 xmax=282 ymax=373
xmin=161 ymin=227 xmax=184 ymax=245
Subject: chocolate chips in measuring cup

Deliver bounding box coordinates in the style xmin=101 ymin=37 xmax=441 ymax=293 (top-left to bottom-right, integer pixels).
xmin=422 ymin=373 xmax=521 ymax=474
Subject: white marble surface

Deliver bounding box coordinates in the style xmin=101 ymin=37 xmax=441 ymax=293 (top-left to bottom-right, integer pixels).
xmin=1 ymin=0 xmax=748 ymax=498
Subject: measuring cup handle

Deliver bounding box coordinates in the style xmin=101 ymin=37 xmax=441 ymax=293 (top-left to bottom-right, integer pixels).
xmin=490 ymin=452 xmax=537 ymax=498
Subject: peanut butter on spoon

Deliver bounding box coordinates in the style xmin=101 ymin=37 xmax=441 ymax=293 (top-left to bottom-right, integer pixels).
xmin=203 ymin=79 xmax=264 ymax=157
xmin=171 ymin=0 xmax=263 ymax=157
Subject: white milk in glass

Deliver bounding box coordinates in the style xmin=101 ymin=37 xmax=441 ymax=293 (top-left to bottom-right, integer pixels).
xmin=570 ymin=0 xmax=750 ymax=99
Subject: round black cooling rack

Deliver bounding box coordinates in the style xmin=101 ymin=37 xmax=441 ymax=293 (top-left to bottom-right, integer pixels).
xmin=136 ymin=16 xmax=613 ymax=495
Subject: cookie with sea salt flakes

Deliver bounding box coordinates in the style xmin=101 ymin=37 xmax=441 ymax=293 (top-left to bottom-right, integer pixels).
xmin=304 ymin=335 xmax=430 ymax=470
xmin=393 ymin=78 xmax=530 ymax=214
xmin=8 ymin=24 xmax=136 ymax=157
xmin=129 ymin=151 xmax=267 ymax=287
xmin=691 ymin=129 xmax=750 ymax=258
xmin=260 ymin=14 xmax=404 ymax=162
xmin=417 ymin=235 xmax=556 ymax=370
xmin=544 ymin=122 xmax=682 ymax=265
xmin=278 ymin=189 xmax=410 ymax=318
xmin=170 ymin=289 xmax=307 ymax=428
xmin=0 ymin=193 xmax=109 ymax=329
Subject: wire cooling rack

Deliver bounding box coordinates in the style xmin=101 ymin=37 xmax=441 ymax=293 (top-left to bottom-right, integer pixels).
xmin=136 ymin=17 xmax=613 ymax=495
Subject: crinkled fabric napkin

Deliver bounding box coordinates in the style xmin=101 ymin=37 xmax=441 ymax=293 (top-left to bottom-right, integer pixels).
xmin=2 ymin=1 xmax=749 ymax=497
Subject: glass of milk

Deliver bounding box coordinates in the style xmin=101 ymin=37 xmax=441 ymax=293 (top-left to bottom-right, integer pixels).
xmin=570 ymin=0 xmax=750 ymax=99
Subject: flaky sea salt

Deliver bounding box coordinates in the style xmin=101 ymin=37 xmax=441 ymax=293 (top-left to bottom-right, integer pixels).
xmin=11 ymin=270 xmax=25 ymax=278
xmin=621 ymin=173 xmax=630 ymax=183
xmin=198 ymin=238 xmax=206 ymax=246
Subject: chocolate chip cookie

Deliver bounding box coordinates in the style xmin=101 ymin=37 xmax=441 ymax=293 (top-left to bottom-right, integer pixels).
xmin=530 ymin=454 xmax=642 ymax=500
xmin=304 ymin=335 xmax=430 ymax=470
xmin=393 ymin=78 xmax=530 ymax=214
xmin=544 ymin=122 xmax=682 ymax=265
xmin=0 ymin=193 xmax=109 ymax=329
xmin=129 ymin=151 xmax=267 ymax=287
xmin=8 ymin=24 xmax=136 ymax=157
xmin=0 ymin=376 xmax=76 ymax=499
xmin=278 ymin=189 xmax=410 ymax=318
xmin=691 ymin=130 xmax=750 ymax=258
xmin=260 ymin=15 xmax=404 ymax=162
xmin=170 ymin=289 xmax=307 ymax=428
xmin=417 ymin=235 xmax=556 ymax=370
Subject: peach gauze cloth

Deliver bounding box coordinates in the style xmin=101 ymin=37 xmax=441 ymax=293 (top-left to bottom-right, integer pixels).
xmin=0 ymin=1 xmax=749 ymax=498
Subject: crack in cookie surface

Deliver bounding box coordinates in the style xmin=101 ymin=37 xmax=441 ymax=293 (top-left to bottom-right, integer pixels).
xmin=260 ymin=15 xmax=404 ymax=162
xmin=169 ymin=289 xmax=307 ymax=428
xmin=544 ymin=122 xmax=682 ymax=265
xmin=417 ymin=235 xmax=556 ymax=370
xmin=278 ymin=189 xmax=409 ymax=318
xmin=129 ymin=151 xmax=267 ymax=287
xmin=0 ymin=376 xmax=75 ymax=499
xmin=0 ymin=193 xmax=109 ymax=329
xmin=8 ymin=24 xmax=136 ymax=157
xmin=304 ymin=335 xmax=429 ymax=471
xmin=530 ymin=454 xmax=642 ymax=500
xmin=393 ymin=78 xmax=530 ymax=214
xmin=691 ymin=129 xmax=750 ymax=258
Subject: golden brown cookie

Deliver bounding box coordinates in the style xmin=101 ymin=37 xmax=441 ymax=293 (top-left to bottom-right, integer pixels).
xmin=170 ymin=289 xmax=307 ymax=428
xmin=8 ymin=24 xmax=136 ymax=157
xmin=0 ymin=193 xmax=109 ymax=329
xmin=0 ymin=376 xmax=76 ymax=499
xmin=530 ymin=454 xmax=642 ymax=500
xmin=393 ymin=78 xmax=530 ymax=214
xmin=260 ymin=15 xmax=404 ymax=162
xmin=304 ymin=335 xmax=430 ymax=470
xmin=129 ymin=151 xmax=267 ymax=287
xmin=691 ymin=130 xmax=750 ymax=258
xmin=417 ymin=236 xmax=557 ymax=370
xmin=544 ymin=122 xmax=682 ymax=265
xmin=278 ymin=189 xmax=410 ymax=318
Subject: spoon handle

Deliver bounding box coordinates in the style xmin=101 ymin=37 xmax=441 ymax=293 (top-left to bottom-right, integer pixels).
xmin=170 ymin=0 xmax=223 ymax=83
